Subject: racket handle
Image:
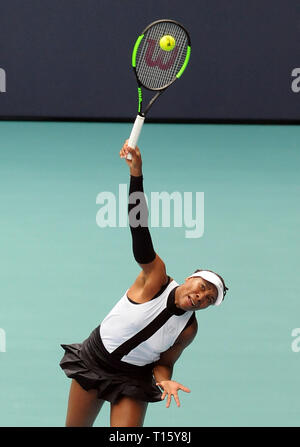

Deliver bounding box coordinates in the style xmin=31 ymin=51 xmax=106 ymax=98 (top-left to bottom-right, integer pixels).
xmin=127 ymin=114 xmax=145 ymax=160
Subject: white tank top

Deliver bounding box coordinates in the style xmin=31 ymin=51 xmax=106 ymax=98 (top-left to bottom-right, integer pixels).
xmin=100 ymin=280 xmax=194 ymax=366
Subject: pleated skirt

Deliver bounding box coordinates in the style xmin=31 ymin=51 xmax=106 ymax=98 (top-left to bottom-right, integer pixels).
xmin=59 ymin=325 xmax=162 ymax=404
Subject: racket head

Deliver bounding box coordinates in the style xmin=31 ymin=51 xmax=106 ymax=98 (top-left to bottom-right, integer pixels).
xmin=131 ymin=19 xmax=191 ymax=91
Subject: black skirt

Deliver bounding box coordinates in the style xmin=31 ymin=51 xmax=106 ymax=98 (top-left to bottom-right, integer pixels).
xmin=59 ymin=325 xmax=162 ymax=404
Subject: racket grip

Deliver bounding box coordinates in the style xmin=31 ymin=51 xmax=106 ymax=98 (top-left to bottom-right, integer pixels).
xmin=127 ymin=114 xmax=145 ymax=160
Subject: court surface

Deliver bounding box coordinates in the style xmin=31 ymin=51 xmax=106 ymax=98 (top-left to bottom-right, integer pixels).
xmin=0 ymin=120 xmax=299 ymax=426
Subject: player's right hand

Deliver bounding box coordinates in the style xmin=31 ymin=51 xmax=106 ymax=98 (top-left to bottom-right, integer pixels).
xmin=120 ymin=140 xmax=142 ymax=177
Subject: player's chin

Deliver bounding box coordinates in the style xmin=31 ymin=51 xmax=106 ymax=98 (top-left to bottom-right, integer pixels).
xmin=181 ymin=303 xmax=195 ymax=312
xmin=183 ymin=296 xmax=197 ymax=311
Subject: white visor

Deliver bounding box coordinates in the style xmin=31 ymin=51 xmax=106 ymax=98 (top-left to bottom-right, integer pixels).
xmin=188 ymin=271 xmax=224 ymax=306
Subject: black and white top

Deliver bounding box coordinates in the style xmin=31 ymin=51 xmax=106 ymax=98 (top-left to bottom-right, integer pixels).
xmin=100 ymin=279 xmax=194 ymax=366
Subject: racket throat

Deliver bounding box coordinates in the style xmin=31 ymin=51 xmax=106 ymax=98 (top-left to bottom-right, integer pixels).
xmin=143 ymin=90 xmax=164 ymax=116
xmin=137 ymin=87 xmax=143 ymax=114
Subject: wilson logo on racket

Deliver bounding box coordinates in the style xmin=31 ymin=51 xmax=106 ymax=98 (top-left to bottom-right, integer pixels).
xmin=144 ymin=39 xmax=179 ymax=70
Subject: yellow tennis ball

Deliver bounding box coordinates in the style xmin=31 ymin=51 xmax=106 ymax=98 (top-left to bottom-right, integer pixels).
xmin=159 ymin=35 xmax=176 ymax=51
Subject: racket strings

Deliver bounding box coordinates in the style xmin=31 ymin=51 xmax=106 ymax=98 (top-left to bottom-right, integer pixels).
xmin=136 ymin=22 xmax=188 ymax=90
xmin=139 ymin=24 xmax=187 ymax=89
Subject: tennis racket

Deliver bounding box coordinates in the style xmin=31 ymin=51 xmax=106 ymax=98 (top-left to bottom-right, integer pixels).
xmin=126 ymin=19 xmax=191 ymax=159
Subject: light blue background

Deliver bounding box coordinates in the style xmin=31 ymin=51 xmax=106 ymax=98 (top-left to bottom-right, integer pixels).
xmin=0 ymin=121 xmax=299 ymax=426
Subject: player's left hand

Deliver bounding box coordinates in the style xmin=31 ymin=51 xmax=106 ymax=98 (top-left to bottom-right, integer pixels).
xmin=156 ymin=380 xmax=191 ymax=408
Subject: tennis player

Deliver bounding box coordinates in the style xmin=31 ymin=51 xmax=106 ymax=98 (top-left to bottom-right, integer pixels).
xmin=59 ymin=141 xmax=228 ymax=427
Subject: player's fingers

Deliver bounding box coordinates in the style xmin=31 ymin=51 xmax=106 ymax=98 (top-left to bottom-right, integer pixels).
xmin=166 ymin=393 xmax=172 ymax=408
xmin=122 ymin=141 xmax=131 ymax=152
xmin=120 ymin=149 xmax=129 ymax=159
xmin=173 ymin=392 xmax=181 ymax=407
xmin=127 ymin=147 xmax=138 ymax=160
xmin=161 ymin=390 xmax=167 ymax=401
xmin=179 ymin=385 xmax=191 ymax=393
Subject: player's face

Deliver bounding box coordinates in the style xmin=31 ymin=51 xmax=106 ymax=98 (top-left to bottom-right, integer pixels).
xmin=178 ymin=277 xmax=218 ymax=311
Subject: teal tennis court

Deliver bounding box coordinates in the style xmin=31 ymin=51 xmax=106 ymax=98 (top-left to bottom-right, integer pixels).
xmin=1 ymin=121 xmax=299 ymax=426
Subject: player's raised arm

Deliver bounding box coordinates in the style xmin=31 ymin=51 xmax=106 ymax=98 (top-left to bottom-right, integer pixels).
xmin=120 ymin=141 xmax=167 ymax=282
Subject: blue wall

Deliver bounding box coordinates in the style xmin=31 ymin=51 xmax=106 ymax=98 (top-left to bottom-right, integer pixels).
xmin=0 ymin=0 xmax=299 ymax=121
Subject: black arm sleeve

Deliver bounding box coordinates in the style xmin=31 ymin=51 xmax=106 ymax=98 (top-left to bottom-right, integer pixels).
xmin=128 ymin=175 xmax=156 ymax=264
